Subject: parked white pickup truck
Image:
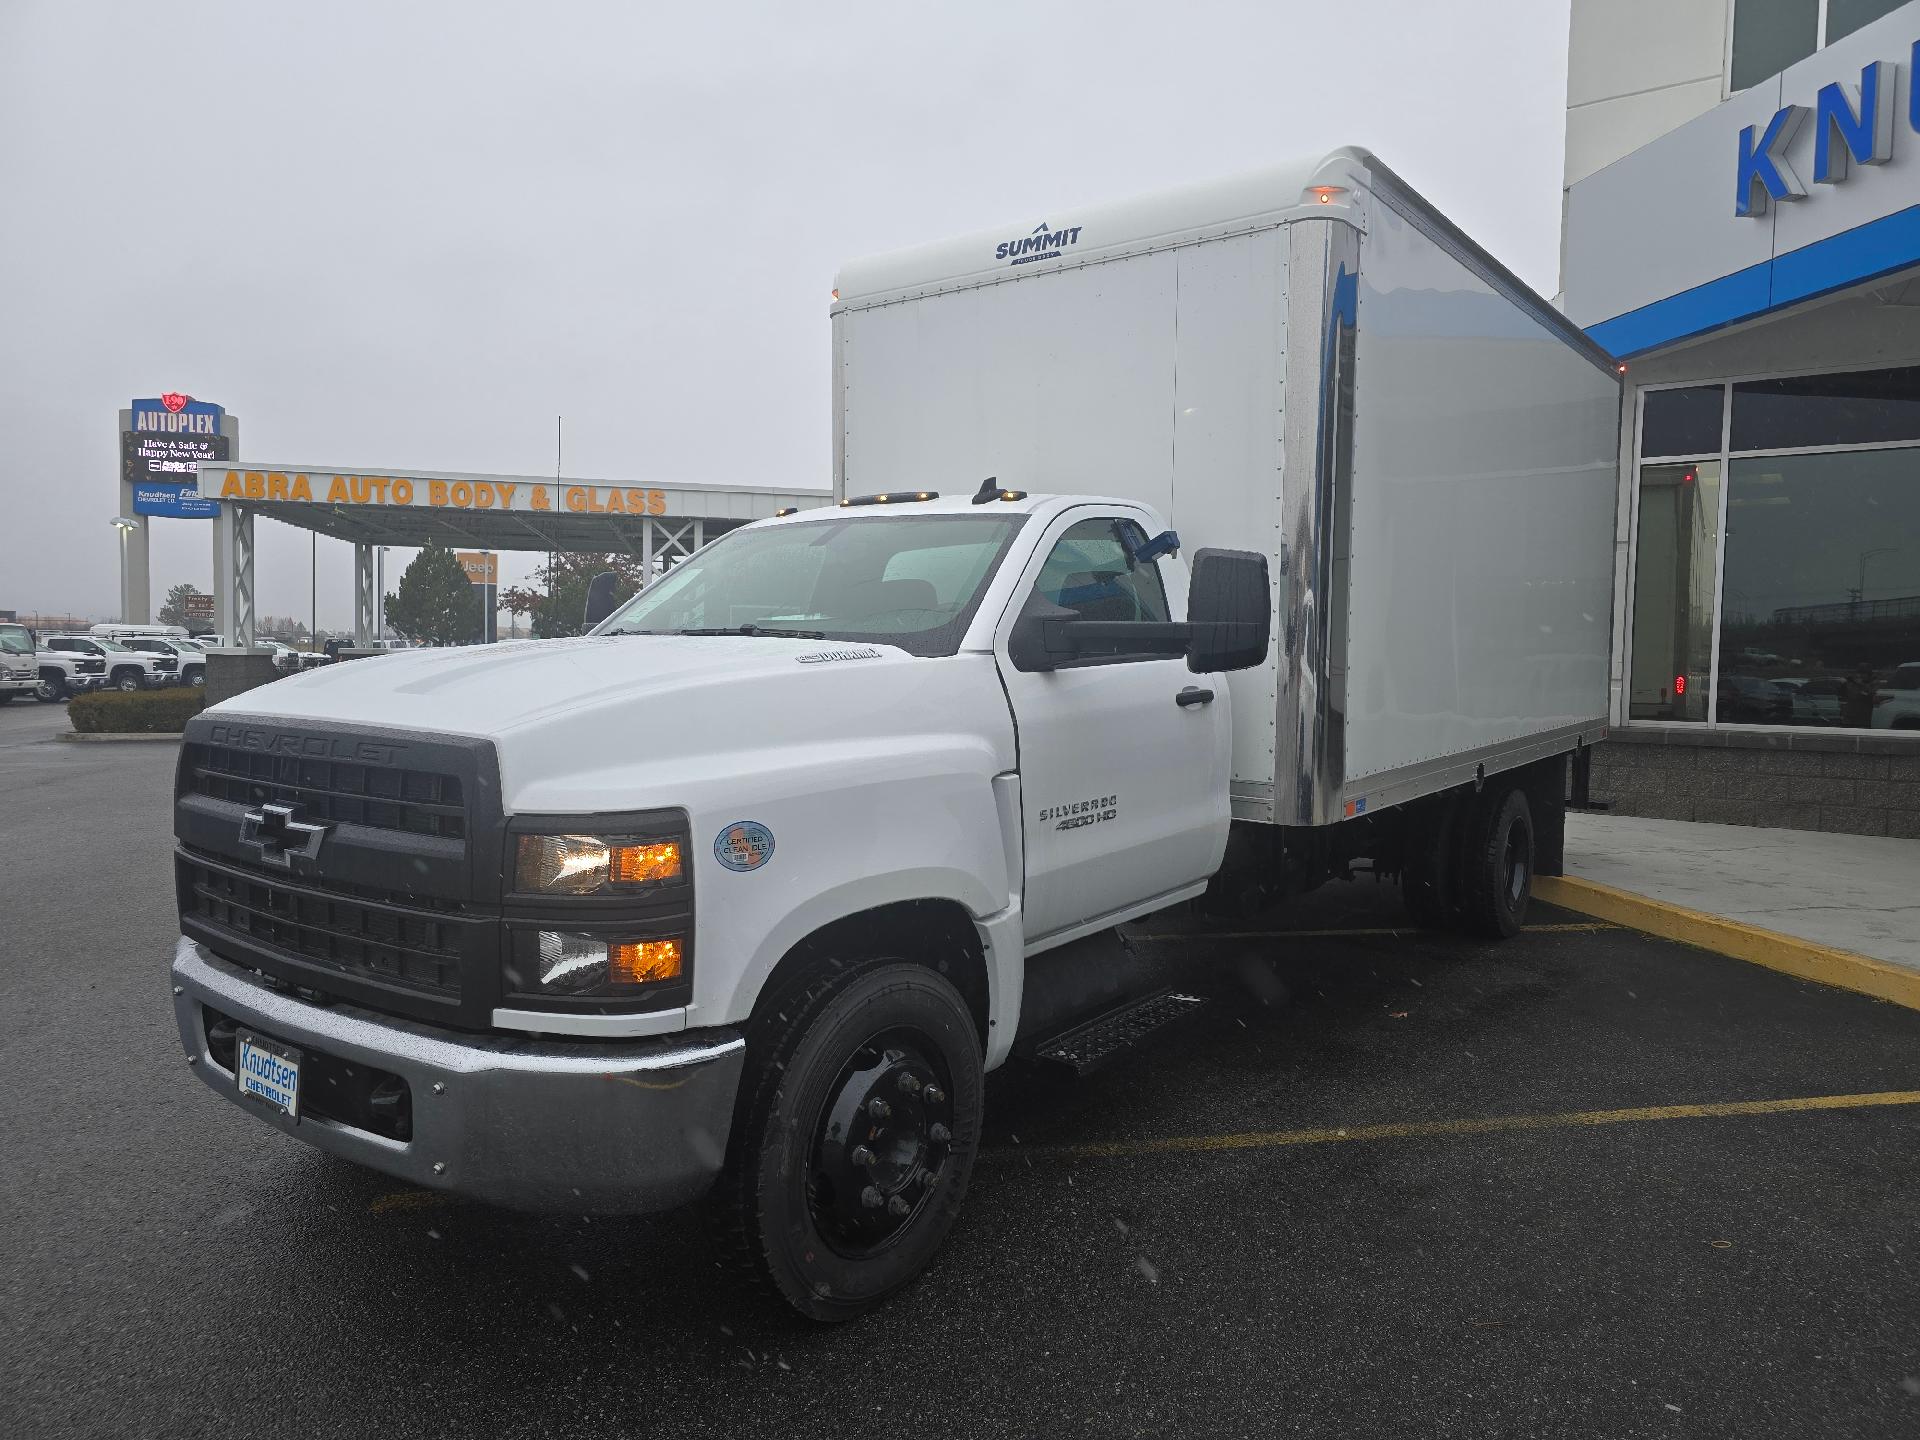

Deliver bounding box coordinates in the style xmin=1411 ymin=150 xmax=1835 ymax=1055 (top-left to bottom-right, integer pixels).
xmin=30 ymin=641 xmax=110 ymax=701
xmin=41 ymin=634 xmax=175 ymax=690
xmin=169 ymin=149 xmax=1620 ymax=1319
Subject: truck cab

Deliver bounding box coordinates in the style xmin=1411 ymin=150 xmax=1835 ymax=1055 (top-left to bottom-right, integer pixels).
xmin=0 ymin=623 xmax=38 ymax=702
xmin=168 ymin=488 xmax=1268 ymax=1320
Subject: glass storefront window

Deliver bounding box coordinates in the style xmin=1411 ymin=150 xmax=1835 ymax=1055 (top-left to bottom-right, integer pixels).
xmin=1730 ymin=0 xmax=1819 ymax=92
xmin=1826 ymin=0 xmax=1909 ymax=44
xmin=1642 ymin=386 xmax=1724 ymax=458
xmin=1630 ymin=462 xmax=1721 ymax=722
xmin=1730 ymin=365 xmax=1920 ymax=452
xmin=1719 ymin=449 xmax=1920 ymax=729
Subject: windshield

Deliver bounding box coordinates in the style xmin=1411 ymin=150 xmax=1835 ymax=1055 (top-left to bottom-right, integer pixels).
xmin=0 ymin=624 xmax=31 ymax=655
xmin=93 ymin=637 xmax=130 ymax=652
xmin=599 ymin=513 xmax=1028 ymax=657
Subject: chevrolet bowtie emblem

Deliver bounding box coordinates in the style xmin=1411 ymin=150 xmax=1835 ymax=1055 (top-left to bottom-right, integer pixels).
xmin=239 ymin=802 xmax=328 ymax=868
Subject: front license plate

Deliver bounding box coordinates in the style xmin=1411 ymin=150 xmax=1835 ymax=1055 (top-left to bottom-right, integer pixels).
xmin=236 ymin=1033 xmax=302 ymax=1119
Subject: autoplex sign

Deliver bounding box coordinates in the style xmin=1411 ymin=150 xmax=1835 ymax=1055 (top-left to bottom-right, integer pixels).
xmin=204 ymin=470 xmax=671 ymax=516
xmin=1736 ymin=37 xmax=1918 ymax=215
xmin=126 ymin=393 xmax=228 ymax=518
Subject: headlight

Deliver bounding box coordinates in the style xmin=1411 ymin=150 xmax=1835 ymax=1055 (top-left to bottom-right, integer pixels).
xmin=512 ymin=932 xmax=686 ymax=997
xmin=514 ymin=833 xmax=683 ymax=894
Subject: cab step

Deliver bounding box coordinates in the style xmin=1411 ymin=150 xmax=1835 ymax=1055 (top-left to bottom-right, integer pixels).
xmin=1023 ymin=988 xmax=1209 ymax=1076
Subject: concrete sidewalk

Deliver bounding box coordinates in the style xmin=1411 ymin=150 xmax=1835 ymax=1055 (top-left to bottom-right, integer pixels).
xmin=1550 ymin=812 xmax=1920 ymax=979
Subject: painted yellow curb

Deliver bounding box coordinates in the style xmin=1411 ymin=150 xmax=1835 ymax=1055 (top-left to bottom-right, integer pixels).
xmin=1534 ymin=874 xmax=1920 ymax=1012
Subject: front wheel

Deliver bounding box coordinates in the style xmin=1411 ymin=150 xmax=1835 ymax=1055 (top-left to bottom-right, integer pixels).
xmin=112 ymin=669 xmax=143 ymax=692
xmin=35 ymin=675 xmax=67 ymax=703
xmin=707 ymin=961 xmax=983 ymax=1322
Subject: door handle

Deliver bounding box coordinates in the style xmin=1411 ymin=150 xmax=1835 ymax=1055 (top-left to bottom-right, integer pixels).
xmin=1175 ymin=686 xmax=1214 ymax=708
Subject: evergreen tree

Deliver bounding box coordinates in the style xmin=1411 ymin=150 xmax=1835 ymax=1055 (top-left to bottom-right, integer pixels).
xmin=384 ymin=545 xmax=481 ymax=645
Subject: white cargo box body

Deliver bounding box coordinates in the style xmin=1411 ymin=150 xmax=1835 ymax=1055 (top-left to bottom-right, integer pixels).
xmin=832 ymin=148 xmax=1621 ymax=828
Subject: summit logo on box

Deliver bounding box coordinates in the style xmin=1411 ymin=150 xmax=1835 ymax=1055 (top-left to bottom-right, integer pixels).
xmin=995 ymin=221 xmax=1083 ymax=267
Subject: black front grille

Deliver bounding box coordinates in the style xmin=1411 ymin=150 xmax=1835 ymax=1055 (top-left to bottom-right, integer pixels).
xmin=188 ymin=742 xmax=467 ymax=840
xmin=181 ymin=850 xmax=464 ymax=997
xmin=77 ymin=659 xmax=104 ymax=674
xmin=175 ymin=716 xmax=505 ymax=1028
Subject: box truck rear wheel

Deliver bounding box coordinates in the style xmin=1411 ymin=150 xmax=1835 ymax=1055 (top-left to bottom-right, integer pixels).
xmin=706 ymin=960 xmax=983 ymax=1321
xmin=1459 ymin=786 xmax=1534 ymax=939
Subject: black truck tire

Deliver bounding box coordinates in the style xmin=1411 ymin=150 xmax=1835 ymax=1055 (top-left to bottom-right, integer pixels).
xmin=1458 ymin=785 xmax=1535 ymax=939
xmin=706 ymin=960 xmax=983 ymax=1322
xmin=35 ymin=673 xmax=67 ymax=702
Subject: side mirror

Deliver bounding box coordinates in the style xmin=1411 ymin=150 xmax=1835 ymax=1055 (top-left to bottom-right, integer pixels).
xmin=583 ymin=571 xmax=624 ymax=629
xmin=1006 ymin=595 xmax=1080 ymax=672
xmin=1186 ymin=548 xmax=1270 ymax=674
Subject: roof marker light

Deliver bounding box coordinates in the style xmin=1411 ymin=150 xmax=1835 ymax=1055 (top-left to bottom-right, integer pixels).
xmin=1309 ymin=186 xmax=1345 ymax=205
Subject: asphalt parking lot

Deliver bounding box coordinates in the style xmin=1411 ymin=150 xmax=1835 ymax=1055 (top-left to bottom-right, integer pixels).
xmin=5 ymin=696 xmax=1920 ymax=1439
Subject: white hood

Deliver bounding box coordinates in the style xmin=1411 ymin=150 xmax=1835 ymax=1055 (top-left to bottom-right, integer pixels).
xmin=210 ymin=636 xmax=1016 ymax=814
xmin=213 ymin=636 xmax=880 ymax=736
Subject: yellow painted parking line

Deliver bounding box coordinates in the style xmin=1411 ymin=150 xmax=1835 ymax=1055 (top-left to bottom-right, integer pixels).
xmin=996 ymin=1089 xmax=1920 ymax=1162
xmin=1142 ymin=921 xmax=1615 ymax=941
xmin=1534 ymin=874 xmax=1920 ymax=1014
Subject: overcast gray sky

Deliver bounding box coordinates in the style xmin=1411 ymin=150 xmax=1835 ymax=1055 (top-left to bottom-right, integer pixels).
xmin=0 ymin=0 xmax=1572 ymax=630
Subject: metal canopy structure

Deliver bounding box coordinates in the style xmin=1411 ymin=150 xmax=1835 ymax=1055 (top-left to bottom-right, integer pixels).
xmin=192 ymin=462 xmax=831 ymax=647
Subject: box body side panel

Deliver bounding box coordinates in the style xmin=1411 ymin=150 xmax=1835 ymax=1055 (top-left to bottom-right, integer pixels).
xmin=1342 ymin=196 xmax=1617 ymax=791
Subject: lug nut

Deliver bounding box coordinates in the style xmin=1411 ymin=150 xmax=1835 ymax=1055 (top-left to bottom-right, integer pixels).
xmin=898 ymin=1073 xmax=922 ymax=1095
xmin=867 ymin=1098 xmax=891 ymax=1120
xmin=432 ymin=1082 xmax=445 ymax=1096
xmin=861 ymin=1186 xmax=884 ymax=1209
xmin=924 ymin=1084 xmax=945 ymax=1105
xmin=929 ymin=1122 xmax=950 ymax=1143
xmin=851 ymin=1145 xmax=876 ymax=1167
xmin=172 ymin=985 xmax=184 ymax=996
xmin=432 ymin=1162 xmax=446 ymax=1176
xmin=888 ymin=1195 xmax=910 ymax=1217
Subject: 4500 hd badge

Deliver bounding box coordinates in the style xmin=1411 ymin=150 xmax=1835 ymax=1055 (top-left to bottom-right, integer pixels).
xmin=1036 ymin=794 xmax=1118 ymax=832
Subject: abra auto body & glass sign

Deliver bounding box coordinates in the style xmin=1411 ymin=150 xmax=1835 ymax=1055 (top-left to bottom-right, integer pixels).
xmin=126 ymin=394 xmax=227 ymax=518
xmin=1736 ymin=37 xmax=1918 ymax=215
xmin=206 ymin=468 xmax=671 ymax=517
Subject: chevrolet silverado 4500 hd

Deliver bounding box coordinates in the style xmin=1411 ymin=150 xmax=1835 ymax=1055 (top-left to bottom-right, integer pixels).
xmin=169 ymin=149 xmax=1620 ymax=1319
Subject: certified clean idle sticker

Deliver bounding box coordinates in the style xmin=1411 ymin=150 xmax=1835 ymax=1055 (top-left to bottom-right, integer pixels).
xmin=714 ymin=820 xmax=776 ymax=872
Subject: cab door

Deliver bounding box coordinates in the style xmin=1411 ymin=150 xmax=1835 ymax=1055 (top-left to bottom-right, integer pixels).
xmin=994 ymin=508 xmax=1232 ymax=942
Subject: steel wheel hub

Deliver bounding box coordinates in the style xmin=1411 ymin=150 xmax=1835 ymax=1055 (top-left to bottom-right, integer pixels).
xmin=807 ymin=1030 xmax=954 ymax=1257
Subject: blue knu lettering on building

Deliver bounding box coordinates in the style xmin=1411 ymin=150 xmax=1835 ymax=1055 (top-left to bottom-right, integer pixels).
xmin=1736 ymin=44 xmax=1912 ymax=217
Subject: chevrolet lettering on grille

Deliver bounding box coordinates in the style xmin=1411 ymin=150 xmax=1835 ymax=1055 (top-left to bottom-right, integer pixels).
xmin=238 ymin=802 xmax=328 ymax=868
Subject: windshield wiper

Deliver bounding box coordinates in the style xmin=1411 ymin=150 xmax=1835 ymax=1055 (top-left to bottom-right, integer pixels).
xmin=671 ymin=624 xmax=829 ymax=639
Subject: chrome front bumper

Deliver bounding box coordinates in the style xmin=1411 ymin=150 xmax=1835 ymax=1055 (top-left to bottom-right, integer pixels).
xmin=171 ymin=938 xmax=745 ymax=1214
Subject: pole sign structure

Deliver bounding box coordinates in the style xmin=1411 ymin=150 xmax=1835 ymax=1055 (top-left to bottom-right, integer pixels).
xmin=125 ymin=394 xmax=228 ymax=518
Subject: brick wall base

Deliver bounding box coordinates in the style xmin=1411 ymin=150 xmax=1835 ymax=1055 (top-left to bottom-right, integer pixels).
xmin=1585 ymin=727 xmax=1920 ymax=838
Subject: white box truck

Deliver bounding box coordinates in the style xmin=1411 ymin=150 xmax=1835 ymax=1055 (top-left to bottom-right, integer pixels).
xmin=167 ymin=148 xmax=1619 ymax=1321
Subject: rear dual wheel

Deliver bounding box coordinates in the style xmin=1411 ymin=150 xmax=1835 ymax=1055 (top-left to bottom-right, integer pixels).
xmin=707 ymin=961 xmax=983 ymax=1322
xmin=1401 ymin=783 xmax=1534 ymax=939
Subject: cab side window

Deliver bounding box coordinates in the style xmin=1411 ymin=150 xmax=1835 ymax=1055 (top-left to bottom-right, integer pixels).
xmin=1032 ymin=517 xmax=1170 ymax=625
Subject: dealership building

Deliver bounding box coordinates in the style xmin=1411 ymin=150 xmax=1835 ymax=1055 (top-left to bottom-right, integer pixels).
xmin=1561 ymin=0 xmax=1920 ymax=836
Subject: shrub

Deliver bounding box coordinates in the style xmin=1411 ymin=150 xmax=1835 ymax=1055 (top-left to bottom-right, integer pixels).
xmin=68 ymin=688 xmax=207 ymax=734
